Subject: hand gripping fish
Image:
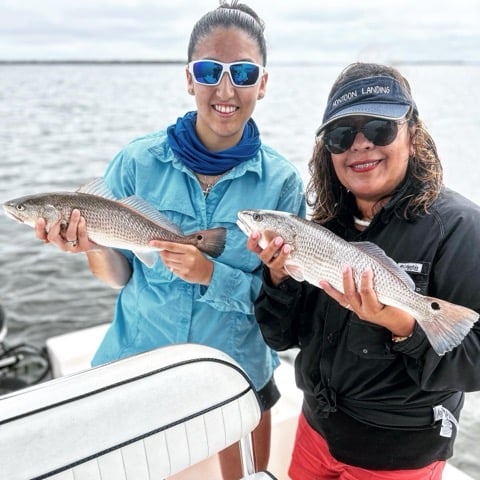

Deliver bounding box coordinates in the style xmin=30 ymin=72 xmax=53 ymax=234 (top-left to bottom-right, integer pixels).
xmin=237 ymin=209 xmax=478 ymax=356
xmin=2 ymin=178 xmax=226 ymax=267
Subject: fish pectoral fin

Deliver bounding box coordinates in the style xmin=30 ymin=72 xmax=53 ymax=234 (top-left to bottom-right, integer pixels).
xmin=134 ymin=251 xmax=158 ymax=268
xmin=284 ymin=262 xmax=305 ymax=282
xmin=353 ymin=241 xmax=415 ymax=289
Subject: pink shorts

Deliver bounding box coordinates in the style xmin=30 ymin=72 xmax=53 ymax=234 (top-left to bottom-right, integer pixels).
xmin=288 ymin=413 xmax=446 ymax=480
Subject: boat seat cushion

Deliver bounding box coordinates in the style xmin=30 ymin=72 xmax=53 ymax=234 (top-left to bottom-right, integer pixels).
xmin=0 ymin=343 xmax=262 ymax=480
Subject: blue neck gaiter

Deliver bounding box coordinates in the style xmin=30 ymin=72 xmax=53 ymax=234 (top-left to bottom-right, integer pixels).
xmin=166 ymin=111 xmax=261 ymax=175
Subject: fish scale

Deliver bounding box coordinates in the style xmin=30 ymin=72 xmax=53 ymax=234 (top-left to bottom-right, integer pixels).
xmin=237 ymin=209 xmax=479 ymax=356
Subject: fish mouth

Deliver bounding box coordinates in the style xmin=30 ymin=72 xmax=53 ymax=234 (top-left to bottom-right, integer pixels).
xmin=236 ymin=215 xmax=251 ymax=235
xmin=2 ymin=206 xmax=24 ymax=223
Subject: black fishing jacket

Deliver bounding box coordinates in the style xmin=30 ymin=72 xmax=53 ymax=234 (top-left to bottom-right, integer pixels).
xmin=255 ymin=186 xmax=480 ymax=470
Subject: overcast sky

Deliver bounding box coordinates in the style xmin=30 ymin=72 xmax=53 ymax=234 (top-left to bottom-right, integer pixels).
xmin=0 ymin=0 xmax=478 ymax=64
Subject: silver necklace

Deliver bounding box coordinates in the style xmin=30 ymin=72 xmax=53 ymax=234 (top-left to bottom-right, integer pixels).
xmin=353 ymin=216 xmax=371 ymax=227
xmin=196 ymin=172 xmax=226 ymax=197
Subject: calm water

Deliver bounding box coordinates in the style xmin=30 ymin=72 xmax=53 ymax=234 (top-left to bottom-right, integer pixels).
xmin=1 ymin=63 xmax=480 ymax=478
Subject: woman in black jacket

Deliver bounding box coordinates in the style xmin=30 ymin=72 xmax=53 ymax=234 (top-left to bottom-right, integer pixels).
xmin=246 ymin=62 xmax=480 ymax=479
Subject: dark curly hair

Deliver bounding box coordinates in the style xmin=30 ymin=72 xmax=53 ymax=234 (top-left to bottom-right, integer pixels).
xmin=307 ymin=62 xmax=443 ymax=224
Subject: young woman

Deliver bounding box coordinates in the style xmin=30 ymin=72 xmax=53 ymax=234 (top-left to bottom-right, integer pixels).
xmin=247 ymin=62 xmax=480 ymax=479
xmin=35 ymin=2 xmax=305 ymax=478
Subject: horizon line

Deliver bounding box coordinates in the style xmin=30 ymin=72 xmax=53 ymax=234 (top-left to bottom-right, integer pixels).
xmin=0 ymin=59 xmax=478 ymax=66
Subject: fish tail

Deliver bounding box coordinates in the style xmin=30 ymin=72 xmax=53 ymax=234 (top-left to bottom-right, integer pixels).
xmin=193 ymin=227 xmax=227 ymax=258
xmin=417 ymin=296 xmax=478 ymax=356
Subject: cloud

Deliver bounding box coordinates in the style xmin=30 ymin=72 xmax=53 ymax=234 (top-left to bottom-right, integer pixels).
xmin=0 ymin=1 xmax=201 ymax=60
xmin=0 ymin=0 xmax=478 ymax=63
xmin=265 ymin=0 xmax=480 ymax=63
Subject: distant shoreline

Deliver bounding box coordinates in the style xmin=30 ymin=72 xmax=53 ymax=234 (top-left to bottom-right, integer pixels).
xmin=0 ymin=59 xmax=185 ymax=65
xmin=0 ymin=59 xmax=478 ymax=66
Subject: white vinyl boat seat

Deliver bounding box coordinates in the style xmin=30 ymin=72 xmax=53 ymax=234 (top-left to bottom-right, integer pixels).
xmin=0 ymin=343 xmax=276 ymax=480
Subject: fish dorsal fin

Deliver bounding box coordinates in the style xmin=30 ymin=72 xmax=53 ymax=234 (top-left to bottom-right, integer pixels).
xmin=119 ymin=196 xmax=184 ymax=235
xmin=284 ymin=261 xmax=305 ymax=282
xmin=77 ymin=178 xmax=184 ymax=235
xmin=352 ymin=241 xmax=415 ymax=289
xmin=76 ymin=177 xmax=117 ymax=200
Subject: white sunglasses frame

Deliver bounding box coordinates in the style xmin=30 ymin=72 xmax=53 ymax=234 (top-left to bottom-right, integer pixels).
xmin=187 ymin=60 xmax=266 ymax=88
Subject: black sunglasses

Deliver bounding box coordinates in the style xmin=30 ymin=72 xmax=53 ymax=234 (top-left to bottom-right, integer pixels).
xmin=322 ymin=118 xmax=406 ymax=154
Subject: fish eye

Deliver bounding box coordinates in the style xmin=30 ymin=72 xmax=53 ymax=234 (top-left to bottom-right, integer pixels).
xmin=16 ymin=204 xmax=25 ymax=211
xmin=252 ymin=213 xmax=263 ymax=221
xmin=196 ymin=234 xmax=204 ymax=241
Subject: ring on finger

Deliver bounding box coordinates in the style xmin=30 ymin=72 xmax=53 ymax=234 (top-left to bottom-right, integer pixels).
xmin=65 ymin=239 xmax=78 ymax=247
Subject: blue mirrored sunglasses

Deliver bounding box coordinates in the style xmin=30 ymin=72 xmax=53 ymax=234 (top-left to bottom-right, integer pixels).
xmin=188 ymin=60 xmax=265 ymax=87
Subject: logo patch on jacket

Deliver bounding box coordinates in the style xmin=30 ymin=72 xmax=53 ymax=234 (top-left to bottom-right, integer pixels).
xmin=397 ymin=262 xmax=430 ymax=275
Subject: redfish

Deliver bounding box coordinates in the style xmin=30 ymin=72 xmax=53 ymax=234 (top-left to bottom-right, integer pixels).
xmin=3 ymin=178 xmax=226 ymax=267
xmin=237 ymin=209 xmax=478 ymax=356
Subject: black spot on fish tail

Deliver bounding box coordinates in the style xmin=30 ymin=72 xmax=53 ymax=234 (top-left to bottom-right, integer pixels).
xmin=415 ymin=296 xmax=478 ymax=356
xmin=191 ymin=227 xmax=227 ymax=258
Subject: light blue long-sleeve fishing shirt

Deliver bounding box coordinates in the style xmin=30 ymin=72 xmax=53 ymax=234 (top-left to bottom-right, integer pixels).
xmin=91 ymin=129 xmax=306 ymax=390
